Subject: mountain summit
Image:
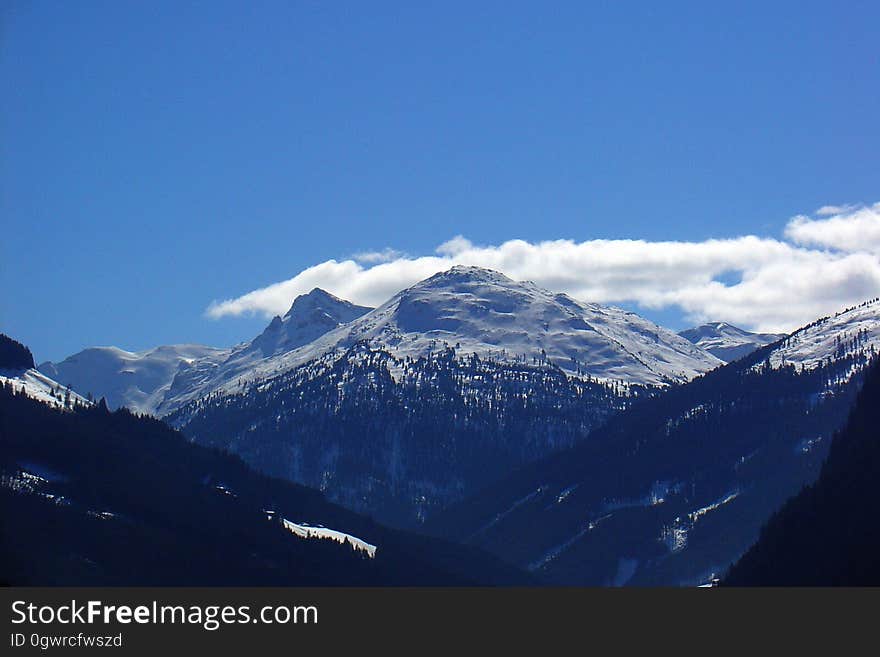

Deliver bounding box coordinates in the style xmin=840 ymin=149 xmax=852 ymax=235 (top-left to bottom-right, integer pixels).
xmin=153 ymin=288 xmax=372 ymax=414
xmin=273 ymin=265 xmax=722 ymax=388
xmin=249 ymin=288 xmax=372 ymax=358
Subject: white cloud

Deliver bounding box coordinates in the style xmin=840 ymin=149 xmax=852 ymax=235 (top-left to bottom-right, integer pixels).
xmin=436 ymin=235 xmax=474 ymax=256
xmin=206 ymin=203 xmax=880 ymax=334
xmin=785 ymin=202 xmax=880 ymax=254
xmin=815 ymin=204 xmax=858 ymax=217
xmin=352 ymin=248 xmax=406 ymax=264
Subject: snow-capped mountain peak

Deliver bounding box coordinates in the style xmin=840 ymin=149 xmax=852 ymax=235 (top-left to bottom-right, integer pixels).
xmin=679 ymin=323 xmax=786 ymax=363
xmin=285 ymin=287 xmax=368 ymax=318
xmin=150 ymin=289 xmax=372 ymax=415
xmin=255 ymin=287 xmax=372 ymax=357
xmin=254 ymin=287 xmax=373 ymax=356
xmin=254 ymin=266 xmax=722 ymax=389
xmin=206 ymin=286 xmax=372 ymax=372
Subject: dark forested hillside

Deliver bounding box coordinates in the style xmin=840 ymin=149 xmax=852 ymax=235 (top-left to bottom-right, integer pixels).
xmin=0 ymin=380 xmax=531 ymax=586
xmin=170 ymin=343 xmax=639 ymax=528
xmin=0 ymin=334 xmax=34 ymax=370
xmin=426 ymin=338 xmax=877 ymax=586
xmin=724 ymin=360 xmax=880 ymax=585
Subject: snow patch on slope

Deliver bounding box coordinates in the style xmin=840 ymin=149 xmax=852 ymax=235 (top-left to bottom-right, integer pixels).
xmin=467 ymin=486 xmax=547 ymax=542
xmin=529 ymin=525 xmax=590 ymax=571
xmin=282 ymin=519 xmax=377 ymax=557
xmin=660 ymin=489 xmax=741 ymax=555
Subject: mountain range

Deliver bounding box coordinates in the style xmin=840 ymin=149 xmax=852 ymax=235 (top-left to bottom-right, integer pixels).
xmin=39 ymin=268 xmax=789 ymax=418
xmin=36 ymin=267 xmax=731 ymax=525
xmin=8 ymin=268 xmax=880 ymax=586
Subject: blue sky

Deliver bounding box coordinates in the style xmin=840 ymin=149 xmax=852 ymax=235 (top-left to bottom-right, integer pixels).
xmin=2 ymin=1 xmax=879 ymax=362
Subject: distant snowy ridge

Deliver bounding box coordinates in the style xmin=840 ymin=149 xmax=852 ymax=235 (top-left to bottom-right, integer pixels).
xmin=679 ymin=323 xmax=785 ymax=363
xmin=39 ymin=344 xmax=229 ymax=416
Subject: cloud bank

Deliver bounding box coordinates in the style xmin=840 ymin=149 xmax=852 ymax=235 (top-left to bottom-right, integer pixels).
xmin=207 ymin=203 xmax=880 ymax=334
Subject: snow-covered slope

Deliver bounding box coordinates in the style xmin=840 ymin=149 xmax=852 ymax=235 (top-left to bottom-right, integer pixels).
xmin=0 ymin=367 xmax=89 ymax=409
xmin=39 ymin=344 xmax=229 ymax=415
xmin=759 ymin=297 xmax=880 ymax=374
xmin=679 ymin=323 xmax=785 ymax=363
xmin=225 ymin=266 xmax=722 ymax=392
xmin=154 ymin=289 xmax=372 ymax=415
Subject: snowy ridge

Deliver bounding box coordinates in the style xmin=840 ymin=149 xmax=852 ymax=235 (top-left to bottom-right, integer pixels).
xmin=39 ymin=344 xmax=229 ymax=415
xmin=202 ymin=266 xmax=722 ymax=401
xmin=679 ymin=322 xmax=785 ymax=363
xmin=0 ymin=368 xmax=90 ymax=409
xmin=758 ymin=297 xmax=880 ymax=375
